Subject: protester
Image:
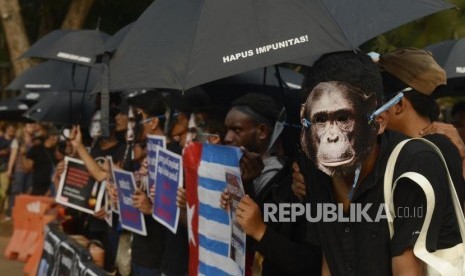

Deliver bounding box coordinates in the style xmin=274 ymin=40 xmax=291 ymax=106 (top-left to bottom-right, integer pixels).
xmin=125 ymin=90 xmax=170 ymax=276
xmin=218 ymin=93 xmax=321 ymax=275
xmin=185 ymin=105 xmax=227 ymax=145
xmin=452 ymin=101 xmax=465 ymax=132
xmin=378 ymin=47 xmax=465 ymax=202
xmin=292 ymin=51 xmax=464 ymax=275
xmin=0 ymin=123 xmax=16 ymax=214
xmin=24 ymin=124 xmax=58 ymax=196
xmin=167 ymin=88 xmax=211 ymax=147
xmin=5 ymin=123 xmax=34 ymax=220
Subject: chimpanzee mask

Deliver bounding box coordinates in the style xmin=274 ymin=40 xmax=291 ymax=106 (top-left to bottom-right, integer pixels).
xmin=301 ymin=81 xmax=379 ymax=177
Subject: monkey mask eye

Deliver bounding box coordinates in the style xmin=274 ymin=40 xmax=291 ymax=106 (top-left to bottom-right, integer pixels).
xmin=301 ymin=118 xmax=311 ymax=128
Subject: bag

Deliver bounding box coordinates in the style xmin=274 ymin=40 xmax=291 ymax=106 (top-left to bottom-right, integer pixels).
xmin=384 ymin=138 xmax=465 ymax=276
xmin=115 ymin=231 xmax=132 ymax=276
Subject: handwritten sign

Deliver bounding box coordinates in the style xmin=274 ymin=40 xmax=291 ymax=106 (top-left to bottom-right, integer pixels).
xmin=152 ymin=147 xmax=182 ymax=233
xmin=113 ymin=168 xmax=147 ymax=236
xmin=56 ymin=157 xmax=104 ymax=214
xmin=226 ymin=169 xmax=246 ymax=275
xmin=147 ymin=134 xmax=166 ymax=198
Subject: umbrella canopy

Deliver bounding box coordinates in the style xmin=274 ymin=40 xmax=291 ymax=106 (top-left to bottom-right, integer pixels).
xmin=16 ymin=90 xmax=56 ymax=106
xmin=20 ymin=29 xmax=110 ymax=66
xmin=101 ymin=23 xmax=134 ymax=55
xmin=7 ymin=60 xmax=101 ymax=92
xmin=108 ymin=0 xmax=452 ymax=91
xmin=425 ymin=38 xmax=465 ymax=97
xmin=0 ymin=98 xmax=29 ymax=121
xmin=23 ymin=91 xmax=96 ymax=126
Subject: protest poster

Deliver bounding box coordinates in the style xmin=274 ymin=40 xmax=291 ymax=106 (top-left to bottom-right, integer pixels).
xmin=103 ymin=185 xmax=113 ymax=227
xmin=147 ymin=134 xmax=166 ymax=197
xmin=113 ymin=168 xmax=147 ymax=236
xmin=106 ymin=156 xmax=120 ymax=214
xmin=226 ymin=169 xmax=246 ymax=275
xmin=56 ymin=156 xmax=105 ymax=215
xmin=152 ymin=147 xmax=182 ymax=233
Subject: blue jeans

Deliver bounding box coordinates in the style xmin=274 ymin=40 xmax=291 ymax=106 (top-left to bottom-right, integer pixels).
xmin=7 ymin=171 xmax=32 ymax=216
xmin=132 ymin=263 xmax=162 ymax=276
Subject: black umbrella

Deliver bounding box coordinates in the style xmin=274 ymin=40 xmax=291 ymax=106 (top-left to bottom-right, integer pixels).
xmin=7 ymin=60 xmax=101 ymax=92
xmin=425 ymin=38 xmax=465 ymax=97
xmin=101 ymin=23 xmax=134 ymax=56
xmin=23 ymin=91 xmax=96 ymax=126
xmin=16 ymin=90 xmax=56 ymax=106
xmin=107 ymin=0 xmax=452 ymax=92
xmin=201 ymin=66 xmax=303 ymax=104
xmin=0 ymin=98 xmax=29 ymax=121
xmin=20 ymin=29 xmax=110 ymax=66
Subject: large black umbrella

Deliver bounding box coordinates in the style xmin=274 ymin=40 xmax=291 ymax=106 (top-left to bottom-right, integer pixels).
xmin=7 ymin=60 xmax=101 ymax=92
xmin=101 ymin=23 xmax=134 ymax=56
xmin=201 ymin=66 xmax=303 ymax=105
xmin=23 ymin=91 xmax=96 ymax=126
xmin=425 ymin=38 xmax=465 ymax=97
xmin=16 ymin=90 xmax=56 ymax=106
xmin=0 ymin=98 xmax=29 ymax=121
xmin=20 ymin=29 xmax=110 ymax=66
xmin=107 ymin=0 xmax=452 ymax=91
xmin=20 ymin=29 xmax=108 ymax=126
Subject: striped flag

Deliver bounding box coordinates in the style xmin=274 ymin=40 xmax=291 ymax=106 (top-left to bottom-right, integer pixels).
xmin=184 ymin=143 xmax=245 ymax=276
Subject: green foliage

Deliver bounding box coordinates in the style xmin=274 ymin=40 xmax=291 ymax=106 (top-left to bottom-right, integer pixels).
xmin=361 ymin=0 xmax=465 ymax=54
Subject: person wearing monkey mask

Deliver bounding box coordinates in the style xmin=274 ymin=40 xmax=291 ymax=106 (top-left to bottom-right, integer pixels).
xmin=298 ymin=51 xmax=463 ymax=275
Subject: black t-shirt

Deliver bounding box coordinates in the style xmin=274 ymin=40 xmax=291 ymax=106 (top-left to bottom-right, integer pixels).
xmin=161 ymin=141 xmax=189 ymax=275
xmin=303 ymin=130 xmax=464 ymax=276
xmin=254 ymin=159 xmax=322 ymax=276
xmin=0 ymin=137 xmax=13 ymax=171
xmin=27 ymin=144 xmax=56 ymax=195
xmin=131 ymin=214 xmax=166 ymax=268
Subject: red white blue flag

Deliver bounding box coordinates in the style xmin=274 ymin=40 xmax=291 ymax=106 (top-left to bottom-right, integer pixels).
xmin=184 ymin=143 xmax=245 ymax=276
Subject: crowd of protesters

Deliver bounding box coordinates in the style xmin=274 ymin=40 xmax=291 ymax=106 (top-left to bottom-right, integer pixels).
xmin=1 ymin=47 xmax=465 ymax=276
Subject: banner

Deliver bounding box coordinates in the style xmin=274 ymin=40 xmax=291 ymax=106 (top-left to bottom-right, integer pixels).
xmin=184 ymin=143 xmax=245 ymax=276
xmin=225 ymin=169 xmax=246 ymax=274
xmin=56 ymin=157 xmax=105 ymax=215
xmin=152 ymin=147 xmax=182 ymax=233
xmin=114 ymin=168 xmax=147 ymax=236
xmin=147 ymin=134 xmax=166 ymax=197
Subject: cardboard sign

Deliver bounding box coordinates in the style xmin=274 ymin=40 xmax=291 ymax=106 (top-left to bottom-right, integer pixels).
xmin=226 ymin=170 xmax=246 ymax=275
xmin=56 ymin=157 xmax=104 ymax=215
xmin=152 ymin=147 xmax=182 ymax=233
xmin=113 ymin=168 xmax=147 ymax=236
xmin=147 ymin=134 xmax=166 ymax=197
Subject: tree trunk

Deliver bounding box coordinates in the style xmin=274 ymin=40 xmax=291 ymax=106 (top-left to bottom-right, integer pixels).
xmin=0 ymin=0 xmax=34 ymax=77
xmin=61 ymin=0 xmax=96 ymax=30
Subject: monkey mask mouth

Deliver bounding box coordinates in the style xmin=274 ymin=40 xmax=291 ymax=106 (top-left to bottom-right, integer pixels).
xmin=319 ymin=155 xmax=354 ymax=167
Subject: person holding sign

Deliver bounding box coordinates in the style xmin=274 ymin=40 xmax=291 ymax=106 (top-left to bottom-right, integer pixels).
xmin=69 ymin=107 xmax=127 ymax=274
xmin=125 ymin=91 xmax=169 ymax=275
xmin=219 ymin=93 xmax=320 ymax=275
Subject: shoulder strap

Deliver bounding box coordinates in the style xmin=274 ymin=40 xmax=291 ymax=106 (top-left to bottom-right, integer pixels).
xmin=384 ymin=138 xmax=465 ymax=274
